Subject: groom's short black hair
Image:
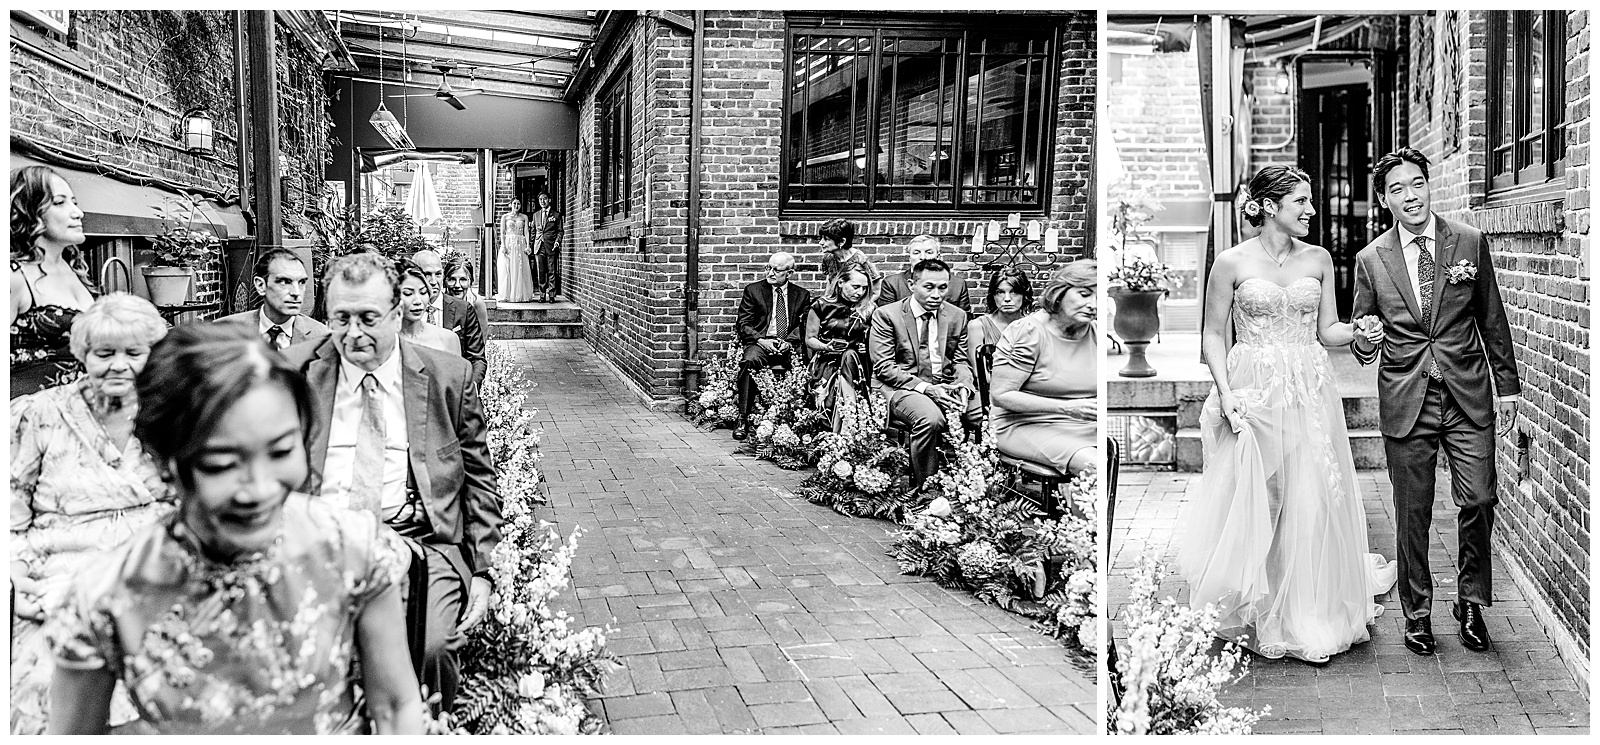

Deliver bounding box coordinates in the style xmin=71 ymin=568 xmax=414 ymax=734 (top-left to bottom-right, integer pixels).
xmin=1372 ymin=147 xmax=1431 ymax=193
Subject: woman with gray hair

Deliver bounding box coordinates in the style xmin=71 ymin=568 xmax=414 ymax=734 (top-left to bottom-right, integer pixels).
xmin=989 ymin=260 xmax=1098 ymax=477
xmin=9 ymin=292 xmax=173 ymax=734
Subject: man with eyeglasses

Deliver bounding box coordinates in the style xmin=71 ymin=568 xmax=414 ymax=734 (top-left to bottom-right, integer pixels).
xmin=732 ymin=251 xmax=813 ymax=440
xmin=282 ymin=252 xmax=502 ymax=716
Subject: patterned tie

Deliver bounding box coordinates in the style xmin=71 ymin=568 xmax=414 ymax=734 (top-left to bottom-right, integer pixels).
xmin=348 ymin=374 xmax=386 ymax=516
xmin=265 ymin=326 xmax=286 ymax=351
xmin=427 ymin=304 xmax=439 ymax=325
xmin=772 ymin=286 xmax=789 ymax=340
xmin=1415 ymin=236 xmax=1443 ymax=381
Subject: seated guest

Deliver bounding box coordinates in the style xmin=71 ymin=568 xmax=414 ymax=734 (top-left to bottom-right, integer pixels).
xmin=282 ymin=252 xmax=500 ymax=716
xmin=967 ymin=266 xmax=1035 ymax=383
xmin=803 ymin=267 xmax=874 ymax=432
xmin=733 ymin=251 xmax=814 ymax=440
xmin=410 ymin=248 xmax=486 ymax=385
xmin=10 ymin=293 xmax=172 ymax=734
xmin=868 ymin=258 xmax=982 ymax=491
xmin=10 ymin=165 xmax=96 ymax=398
xmin=217 ymin=247 xmax=330 ymax=351
xmin=990 ymin=261 xmax=1098 ymax=477
xmin=877 ymin=234 xmax=972 ymax=314
xmin=442 ymin=254 xmax=490 ymax=335
xmin=397 ymin=260 xmax=462 ymax=355
xmin=816 ymin=218 xmax=883 ymax=302
xmin=45 ymin=323 xmax=422 ymax=734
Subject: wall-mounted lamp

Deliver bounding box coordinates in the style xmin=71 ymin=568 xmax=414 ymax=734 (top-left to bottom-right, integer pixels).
xmin=178 ymin=109 xmax=214 ymax=155
xmin=1274 ymin=62 xmax=1292 ymax=95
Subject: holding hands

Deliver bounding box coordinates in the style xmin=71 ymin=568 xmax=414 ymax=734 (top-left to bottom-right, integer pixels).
xmin=1353 ymin=315 xmax=1384 ymax=347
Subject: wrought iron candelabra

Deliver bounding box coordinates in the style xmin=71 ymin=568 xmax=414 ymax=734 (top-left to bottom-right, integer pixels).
xmin=966 ymin=213 xmax=1074 ymax=276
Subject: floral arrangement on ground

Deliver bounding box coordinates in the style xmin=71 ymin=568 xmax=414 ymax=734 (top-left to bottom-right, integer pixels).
xmin=889 ymin=420 xmax=1099 ymax=651
xmin=431 ymin=344 xmax=617 ymax=734
xmin=686 ymin=345 xmax=741 ymax=430
xmin=796 ymin=392 xmax=914 ymax=521
xmin=749 ymin=366 xmax=829 ymax=469
xmin=1109 ymin=557 xmax=1266 ymax=735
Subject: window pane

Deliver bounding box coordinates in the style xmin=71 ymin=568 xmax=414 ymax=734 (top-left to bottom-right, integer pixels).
xmin=788 ymin=35 xmax=872 ymax=203
xmin=961 ymin=37 xmax=1047 ymax=205
xmin=1525 ymin=12 xmax=1546 ymax=167
xmin=875 ymin=36 xmax=959 ymax=205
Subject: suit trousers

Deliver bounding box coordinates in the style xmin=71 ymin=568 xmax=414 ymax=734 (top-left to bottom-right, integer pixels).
xmin=1384 ymin=378 xmax=1497 ymax=619
xmin=534 ymin=249 xmax=560 ymax=297
xmin=888 ymin=388 xmax=983 ymax=489
xmin=397 ymin=538 xmax=469 ymax=712
xmin=737 ymin=344 xmax=794 ymax=421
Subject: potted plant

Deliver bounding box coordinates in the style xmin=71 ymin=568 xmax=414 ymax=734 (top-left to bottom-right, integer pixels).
xmin=144 ymin=197 xmax=220 ymax=306
xmin=1108 ymin=258 xmax=1181 ymax=378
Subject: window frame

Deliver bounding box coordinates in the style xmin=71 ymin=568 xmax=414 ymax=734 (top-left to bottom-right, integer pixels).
xmin=1484 ymin=10 xmax=1567 ymax=201
xmin=596 ymin=62 xmax=633 ymax=223
xmin=779 ymin=15 xmax=1062 ymax=218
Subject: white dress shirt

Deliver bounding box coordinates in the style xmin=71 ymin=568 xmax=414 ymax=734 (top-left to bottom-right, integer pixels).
xmin=257 ymin=309 xmax=295 ymax=346
xmin=321 ymin=350 xmax=411 ymax=516
xmin=429 ymin=292 xmax=445 ymax=325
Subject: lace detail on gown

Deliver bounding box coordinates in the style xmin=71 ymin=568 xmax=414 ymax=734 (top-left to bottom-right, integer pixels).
xmin=1178 ymin=276 xmax=1397 ymax=663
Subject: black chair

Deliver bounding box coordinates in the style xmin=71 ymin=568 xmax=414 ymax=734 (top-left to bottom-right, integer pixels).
xmin=402 ymin=543 xmax=431 ymax=678
xmin=1105 ymin=436 xmax=1125 ymax=708
xmin=975 ymin=343 xmax=997 ymax=411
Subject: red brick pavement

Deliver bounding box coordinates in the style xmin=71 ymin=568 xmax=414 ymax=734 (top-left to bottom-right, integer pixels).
xmin=509 ymin=340 xmax=1096 ymax=734
xmin=1110 ymin=468 xmax=1589 ymax=735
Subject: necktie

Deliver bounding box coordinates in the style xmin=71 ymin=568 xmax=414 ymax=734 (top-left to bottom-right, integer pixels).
xmin=925 ymin=312 xmax=941 ymax=374
xmin=772 ymin=286 xmax=789 ymax=340
xmin=1415 ymin=236 xmax=1443 ymax=380
xmin=348 ymin=374 xmax=386 ymax=516
xmin=265 ymin=325 xmax=286 ymax=351
xmin=427 ymin=304 xmax=439 ymax=325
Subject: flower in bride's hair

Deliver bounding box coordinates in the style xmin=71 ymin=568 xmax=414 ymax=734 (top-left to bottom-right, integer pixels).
xmin=1242 ymin=200 xmax=1261 ymax=217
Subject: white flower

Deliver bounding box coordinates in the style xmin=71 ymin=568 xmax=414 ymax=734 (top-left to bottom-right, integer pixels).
xmin=853 ymin=466 xmax=890 ymax=493
xmin=540 ymin=713 xmax=578 ymax=735
xmin=925 ymin=496 xmax=952 ymax=517
xmin=1445 ymin=260 xmax=1478 ymax=285
xmin=755 ymin=421 xmax=775 ymax=440
xmin=831 ymin=460 xmax=854 ymax=479
xmin=518 ymin=671 xmax=547 ymax=698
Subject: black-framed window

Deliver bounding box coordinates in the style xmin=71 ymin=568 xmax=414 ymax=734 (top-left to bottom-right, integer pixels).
xmin=1486 ymin=10 xmax=1567 ymax=194
xmin=597 ymin=65 xmax=632 ymax=222
xmin=782 ymin=18 xmax=1059 ymax=214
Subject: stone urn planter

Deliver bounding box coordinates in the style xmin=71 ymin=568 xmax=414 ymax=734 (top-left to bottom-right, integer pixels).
xmin=141 ymin=266 xmax=194 ymax=307
xmin=1109 ymin=287 xmax=1164 ymax=378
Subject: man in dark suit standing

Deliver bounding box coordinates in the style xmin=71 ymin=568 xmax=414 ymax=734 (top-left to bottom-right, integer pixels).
xmin=733 ymin=251 xmax=813 ymax=440
xmin=876 ymin=235 xmax=972 ymax=315
xmin=216 ymin=247 xmax=330 ymax=350
xmin=1350 ymin=147 xmax=1520 ymax=656
xmin=283 ymin=252 xmax=502 ymax=713
xmin=869 ymin=258 xmax=982 ymax=490
xmin=412 ymin=248 xmax=487 ymax=385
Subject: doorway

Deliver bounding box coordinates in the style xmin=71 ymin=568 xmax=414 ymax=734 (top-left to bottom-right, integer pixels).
xmin=1297 ymin=56 xmax=1382 ymax=321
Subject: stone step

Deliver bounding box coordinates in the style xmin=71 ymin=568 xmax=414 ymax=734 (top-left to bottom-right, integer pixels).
xmin=488 ymin=302 xmax=581 ymax=323
xmin=488 ymin=321 xmax=584 ymax=340
xmin=1176 ymin=427 xmax=1387 ymax=471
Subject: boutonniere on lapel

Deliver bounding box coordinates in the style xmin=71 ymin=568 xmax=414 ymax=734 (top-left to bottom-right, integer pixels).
xmin=1443 ymin=260 xmax=1477 ymax=285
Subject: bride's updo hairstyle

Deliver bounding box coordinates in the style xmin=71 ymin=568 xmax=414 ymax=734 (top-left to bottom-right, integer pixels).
xmin=1239 ymin=166 xmax=1312 ymax=227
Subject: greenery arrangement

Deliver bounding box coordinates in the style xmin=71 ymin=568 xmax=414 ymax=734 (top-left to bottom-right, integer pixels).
xmin=137 ymin=11 xmax=231 ymax=115
xmin=1110 ymin=557 xmax=1266 ymax=735
xmin=797 ymin=393 xmax=913 ymax=520
xmin=1109 ymin=257 xmax=1183 ymax=293
xmin=687 ymin=345 xmax=742 ymax=430
xmin=149 ymin=197 xmax=221 ymax=269
xmin=750 ymin=366 xmax=829 ymax=470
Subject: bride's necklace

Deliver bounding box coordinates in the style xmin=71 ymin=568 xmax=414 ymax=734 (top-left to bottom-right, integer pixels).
xmin=1261 ymin=241 xmax=1295 ymax=267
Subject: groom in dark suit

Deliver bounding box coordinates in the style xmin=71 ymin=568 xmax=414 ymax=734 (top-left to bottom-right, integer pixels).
xmin=869 ymin=258 xmax=982 ymax=490
xmin=1350 ymin=147 xmax=1520 ymax=656
xmin=732 ymin=251 xmax=813 ymax=440
xmin=283 ymin=252 xmax=502 ymax=711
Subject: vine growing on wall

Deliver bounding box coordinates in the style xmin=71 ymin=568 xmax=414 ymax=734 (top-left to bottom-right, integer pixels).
xmin=136 ymin=10 xmax=233 ymax=114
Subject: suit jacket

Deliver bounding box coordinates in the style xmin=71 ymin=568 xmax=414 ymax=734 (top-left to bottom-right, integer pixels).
xmin=877 ymin=269 xmax=972 ymax=316
xmin=737 ymin=280 xmax=813 ymax=349
xmin=868 ymin=298 xmax=974 ymax=394
xmin=440 ymin=294 xmax=487 ymax=385
xmin=1350 ymin=214 xmax=1520 ymax=437
xmin=284 ymin=337 xmax=503 ymax=575
xmin=218 ymin=309 xmax=331 ymax=346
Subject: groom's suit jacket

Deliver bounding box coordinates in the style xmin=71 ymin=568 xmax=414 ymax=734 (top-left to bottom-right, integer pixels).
xmin=1350 ymin=214 xmax=1520 ymax=437
xmin=284 ymin=337 xmax=503 ymax=575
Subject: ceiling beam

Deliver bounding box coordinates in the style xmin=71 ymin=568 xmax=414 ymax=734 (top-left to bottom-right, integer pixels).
xmin=343 ymin=41 xmax=576 ymax=76
xmin=344 ymin=72 xmax=567 ymax=102
xmin=337 ymin=21 xmax=581 ymax=61
xmin=333 ymin=10 xmax=595 ymax=43
xmin=345 ymin=58 xmax=570 ymax=89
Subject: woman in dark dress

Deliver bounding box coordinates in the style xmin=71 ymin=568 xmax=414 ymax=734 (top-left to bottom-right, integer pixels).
xmin=803 ymin=266 xmax=874 ymax=431
xmin=10 ymin=166 xmax=97 ymax=398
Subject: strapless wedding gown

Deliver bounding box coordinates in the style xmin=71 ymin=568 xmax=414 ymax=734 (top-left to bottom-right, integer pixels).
xmin=497 ymin=215 xmax=536 ymax=302
xmin=1178 ymin=276 xmax=1397 ymax=662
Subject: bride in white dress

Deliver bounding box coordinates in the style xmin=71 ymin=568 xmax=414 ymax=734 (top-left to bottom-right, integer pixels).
xmin=1178 ymin=165 xmax=1397 ymax=664
xmin=497 ymin=199 xmax=537 ymax=302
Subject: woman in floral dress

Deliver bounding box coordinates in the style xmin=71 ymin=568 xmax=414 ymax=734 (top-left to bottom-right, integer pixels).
xmin=45 ymin=323 xmax=423 ymax=734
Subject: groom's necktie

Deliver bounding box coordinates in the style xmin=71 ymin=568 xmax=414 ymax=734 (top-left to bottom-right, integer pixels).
xmin=1415 ymin=235 xmax=1443 ymax=381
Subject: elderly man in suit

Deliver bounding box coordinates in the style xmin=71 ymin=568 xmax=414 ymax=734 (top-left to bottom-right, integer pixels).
xmin=411 ymin=248 xmax=487 ymax=385
xmin=870 ymin=257 xmax=982 ymax=490
xmin=733 ymin=251 xmax=814 ymax=440
xmin=216 ymin=247 xmax=330 ymax=350
xmin=876 ymin=235 xmax=972 ymax=315
xmin=283 ymin=252 xmax=502 ymax=713
xmin=1350 ymin=147 xmax=1520 ymax=657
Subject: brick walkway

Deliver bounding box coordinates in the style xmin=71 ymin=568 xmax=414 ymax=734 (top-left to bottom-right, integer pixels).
xmin=1110 ymin=468 xmax=1589 ymax=735
xmin=509 ymin=340 xmax=1095 ymax=734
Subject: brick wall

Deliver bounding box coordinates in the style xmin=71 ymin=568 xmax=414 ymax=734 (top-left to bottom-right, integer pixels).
xmin=9 ymin=11 xmax=329 ymax=313
xmin=1407 ymin=11 xmax=1590 ymax=673
xmin=1247 ymin=65 xmax=1298 ymax=169
xmin=562 ymin=11 xmax=1096 ymax=400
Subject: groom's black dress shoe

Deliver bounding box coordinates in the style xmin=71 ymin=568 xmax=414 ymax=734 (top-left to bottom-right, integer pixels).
xmin=732 ymin=421 xmax=749 ymax=441
xmin=1404 ymin=617 xmax=1436 ymax=656
xmin=1454 ymin=601 xmax=1492 ymax=652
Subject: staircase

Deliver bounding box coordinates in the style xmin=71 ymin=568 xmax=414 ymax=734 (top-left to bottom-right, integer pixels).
xmin=486 ymin=300 xmax=583 ymax=340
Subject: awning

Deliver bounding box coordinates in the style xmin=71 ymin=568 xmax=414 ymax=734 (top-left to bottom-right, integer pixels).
xmin=9 ymin=155 xmax=249 ymax=239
